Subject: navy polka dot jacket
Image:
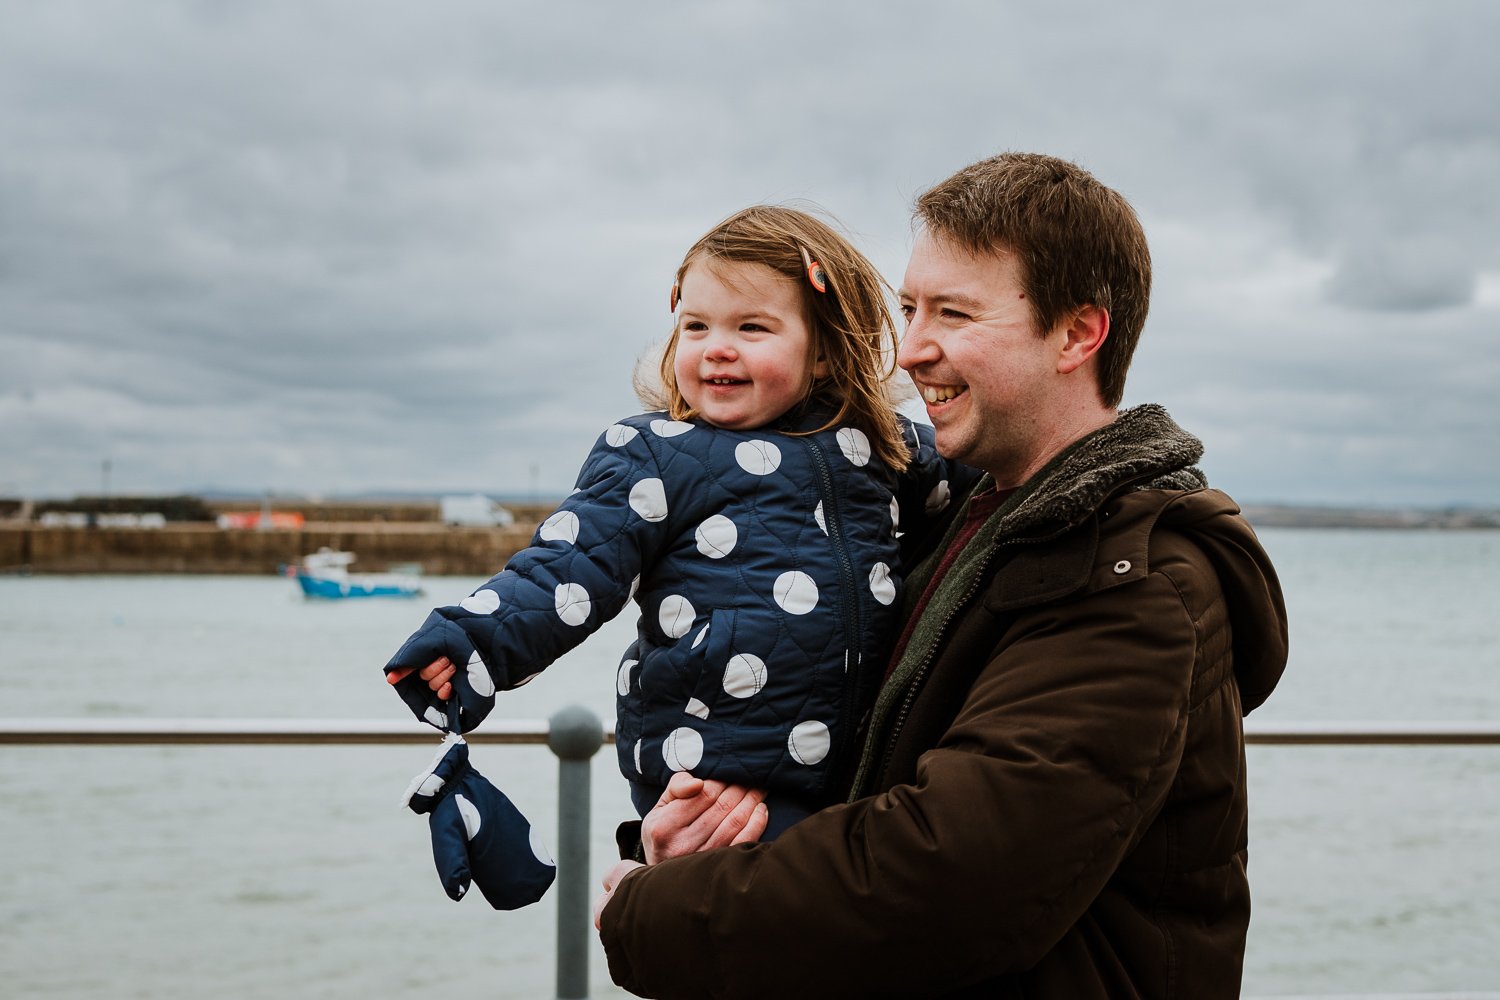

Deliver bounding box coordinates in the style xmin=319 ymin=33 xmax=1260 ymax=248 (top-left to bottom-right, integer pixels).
xmin=386 ymin=405 xmax=976 ymax=812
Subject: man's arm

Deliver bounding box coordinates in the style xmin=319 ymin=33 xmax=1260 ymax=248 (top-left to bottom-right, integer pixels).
xmin=600 ymin=570 xmax=1203 ymax=999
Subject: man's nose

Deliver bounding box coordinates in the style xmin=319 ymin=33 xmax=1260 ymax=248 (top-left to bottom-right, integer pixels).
xmin=897 ymin=316 xmax=937 ymax=371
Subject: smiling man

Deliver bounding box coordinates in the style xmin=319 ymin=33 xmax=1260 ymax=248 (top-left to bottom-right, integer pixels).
xmin=597 ymin=153 xmax=1290 ymax=999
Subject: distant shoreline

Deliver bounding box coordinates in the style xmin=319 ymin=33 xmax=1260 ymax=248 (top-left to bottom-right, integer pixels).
xmin=1239 ymin=505 xmax=1500 ymax=530
xmin=2 ymin=500 xmax=1497 ymax=576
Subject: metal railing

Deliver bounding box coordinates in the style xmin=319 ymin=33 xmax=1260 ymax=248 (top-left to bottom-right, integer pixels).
xmin=4 ymin=713 xmax=1499 ymax=1000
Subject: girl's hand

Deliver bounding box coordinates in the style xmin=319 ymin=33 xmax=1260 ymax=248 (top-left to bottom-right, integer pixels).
xmin=641 ymin=771 xmax=768 ymax=864
xmin=385 ymin=657 xmax=457 ymax=701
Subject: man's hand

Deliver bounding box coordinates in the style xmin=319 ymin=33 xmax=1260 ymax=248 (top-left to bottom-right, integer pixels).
xmin=386 ymin=657 xmax=457 ymax=701
xmin=594 ymin=859 xmax=645 ymax=929
xmin=642 ymin=771 xmax=768 ymax=864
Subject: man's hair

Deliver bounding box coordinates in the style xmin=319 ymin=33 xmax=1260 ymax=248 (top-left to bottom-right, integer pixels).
xmin=640 ymin=204 xmax=909 ymax=470
xmin=914 ymin=153 xmax=1151 ymax=408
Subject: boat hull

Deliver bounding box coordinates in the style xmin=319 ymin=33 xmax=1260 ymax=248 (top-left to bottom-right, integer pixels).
xmin=295 ymin=572 xmax=423 ymax=599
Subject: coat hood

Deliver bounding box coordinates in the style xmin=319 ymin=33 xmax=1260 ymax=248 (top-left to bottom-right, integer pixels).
xmin=1156 ymin=489 xmax=1288 ymax=713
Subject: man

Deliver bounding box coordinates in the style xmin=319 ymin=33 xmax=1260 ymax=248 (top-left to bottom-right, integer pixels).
xmin=595 ymin=152 xmax=1288 ymax=999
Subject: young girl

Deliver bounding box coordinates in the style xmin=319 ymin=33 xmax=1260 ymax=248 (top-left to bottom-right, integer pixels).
xmin=385 ymin=205 xmax=975 ymax=838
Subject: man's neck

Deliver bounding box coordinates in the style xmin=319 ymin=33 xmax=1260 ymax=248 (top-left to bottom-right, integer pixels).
xmin=988 ymin=405 xmax=1118 ymax=490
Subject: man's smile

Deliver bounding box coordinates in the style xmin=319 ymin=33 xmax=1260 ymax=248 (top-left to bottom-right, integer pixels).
xmin=917 ymin=380 xmax=968 ymax=405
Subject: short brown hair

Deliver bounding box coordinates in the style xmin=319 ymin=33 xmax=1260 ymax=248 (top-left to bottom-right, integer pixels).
xmin=642 ymin=205 xmax=909 ymax=470
xmin=914 ymin=153 xmax=1151 ymax=408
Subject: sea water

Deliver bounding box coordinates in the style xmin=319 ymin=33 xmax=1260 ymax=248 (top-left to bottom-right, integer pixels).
xmin=0 ymin=529 xmax=1497 ymax=998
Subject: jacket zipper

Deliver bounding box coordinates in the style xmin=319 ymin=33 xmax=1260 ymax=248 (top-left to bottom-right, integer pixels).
xmin=800 ymin=436 xmax=864 ymax=796
xmin=868 ymin=534 xmax=1036 ymax=793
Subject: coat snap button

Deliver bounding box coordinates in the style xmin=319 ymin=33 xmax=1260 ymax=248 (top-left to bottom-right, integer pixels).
xmin=1113 ymin=560 xmax=1131 ymax=574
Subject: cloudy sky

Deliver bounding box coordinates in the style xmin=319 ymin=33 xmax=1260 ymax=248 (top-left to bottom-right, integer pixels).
xmin=2 ymin=0 xmax=1496 ymax=506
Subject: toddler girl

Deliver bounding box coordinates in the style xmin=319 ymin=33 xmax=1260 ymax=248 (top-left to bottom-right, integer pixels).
xmin=386 ymin=205 xmax=975 ymax=838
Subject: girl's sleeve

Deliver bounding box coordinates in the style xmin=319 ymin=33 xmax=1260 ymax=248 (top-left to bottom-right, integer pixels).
xmin=892 ymin=416 xmax=982 ymax=546
xmin=384 ymin=422 xmax=676 ymax=731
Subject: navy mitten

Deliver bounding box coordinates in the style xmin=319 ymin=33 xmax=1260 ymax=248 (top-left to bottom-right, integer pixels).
xmin=387 ymin=632 xmax=499 ymax=735
xmin=402 ymin=734 xmax=555 ymax=910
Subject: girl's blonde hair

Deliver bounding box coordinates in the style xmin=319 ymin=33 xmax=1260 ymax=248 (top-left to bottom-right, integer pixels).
xmin=637 ymin=204 xmax=909 ymax=471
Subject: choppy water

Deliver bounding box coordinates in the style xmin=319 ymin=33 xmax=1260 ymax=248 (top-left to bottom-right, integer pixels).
xmin=1 ymin=529 xmax=1497 ymax=998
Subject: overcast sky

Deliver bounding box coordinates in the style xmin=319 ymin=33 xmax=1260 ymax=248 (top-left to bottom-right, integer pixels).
xmin=3 ymin=1 xmax=1497 ymax=506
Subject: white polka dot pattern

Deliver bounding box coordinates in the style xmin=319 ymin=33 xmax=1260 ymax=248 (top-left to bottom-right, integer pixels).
xmin=735 ymin=439 xmax=782 ymax=475
xmin=617 ymin=658 xmax=637 ymax=697
xmin=663 ymin=727 xmax=704 ymax=771
xmin=659 ymin=594 xmax=696 ymax=638
xmin=869 ymin=562 xmax=896 ymax=605
xmin=467 ymin=650 xmax=496 ymax=697
xmin=814 ymin=501 xmax=827 ymax=534
xmin=629 ymin=478 xmax=669 ymax=522
xmin=691 ymin=623 xmax=709 ymax=648
xmin=529 ymin=826 xmax=554 ymax=865
xmin=461 ymin=589 xmax=500 ymax=614
xmin=926 ymin=479 xmax=952 ymax=514
xmin=539 ymin=510 xmax=580 ymax=544
xmin=555 ymin=583 xmax=591 ymax=626
xmin=650 ymin=419 xmax=694 ymax=438
xmin=722 ymin=653 xmax=767 ymax=698
xmin=455 ymin=793 xmax=481 ymax=839
xmin=837 ymin=427 xmax=872 ymax=466
xmin=788 ymin=720 xmax=831 ymax=766
xmin=694 ymin=515 xmax=738 ymax=558
xmin=685 ymin=698 xmax=710 ymax=719
xmin=605 ymin=424 xmax=639 ymax=447
xmin=890 ymin=496 xmax=900 ymax=534
xmin=773 ymin=571 xmax=819 ymax=615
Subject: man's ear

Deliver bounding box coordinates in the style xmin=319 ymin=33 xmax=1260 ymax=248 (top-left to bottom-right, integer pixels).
xmin=1056 ymin=304 xmax=1109 ymax=375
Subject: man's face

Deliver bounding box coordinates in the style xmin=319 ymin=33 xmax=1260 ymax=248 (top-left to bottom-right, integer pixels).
xmin=897 ymin=231 xmax=1066 ymax=485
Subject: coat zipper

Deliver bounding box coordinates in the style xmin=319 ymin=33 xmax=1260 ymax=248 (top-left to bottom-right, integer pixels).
xmin=868 ymin=534 xmax=1042 ymax=793
xmin=800 ymin=436 xmax=864 ymax=795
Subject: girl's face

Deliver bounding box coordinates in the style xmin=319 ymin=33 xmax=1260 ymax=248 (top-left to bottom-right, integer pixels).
xmin=673 ymin=259 xmax=825 ymax=431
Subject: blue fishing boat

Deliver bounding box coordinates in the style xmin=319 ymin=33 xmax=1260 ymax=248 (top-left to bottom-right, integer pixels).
xmin=294 ymin=547 xmax=424 ymax=599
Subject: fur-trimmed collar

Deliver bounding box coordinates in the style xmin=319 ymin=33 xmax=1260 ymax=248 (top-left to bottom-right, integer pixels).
xmin=986 ymin=403 xmax=1206 ymax=544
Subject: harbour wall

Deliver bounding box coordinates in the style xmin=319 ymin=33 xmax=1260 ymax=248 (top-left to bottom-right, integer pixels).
xmin=0 ymin=522 xmax=540 ymax=576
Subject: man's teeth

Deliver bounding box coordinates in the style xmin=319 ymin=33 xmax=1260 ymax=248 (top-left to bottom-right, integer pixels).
xmin=922 ymin=384 xmax=965 ymax=404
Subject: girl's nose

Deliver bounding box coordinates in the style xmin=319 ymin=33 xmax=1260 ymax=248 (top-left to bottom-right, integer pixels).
xmin=703 ymin=337 xmax=738 ymax=362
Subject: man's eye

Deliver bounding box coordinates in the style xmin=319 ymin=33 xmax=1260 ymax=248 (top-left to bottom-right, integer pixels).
xmin=899 ymin=305 xmax=915 ymax=321
xmin=940 ymin=308 xmax=970 ymax=321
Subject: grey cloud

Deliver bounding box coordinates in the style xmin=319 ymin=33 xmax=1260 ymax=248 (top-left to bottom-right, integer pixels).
xmin=2 ymin=0 xmax=1498 ymax=504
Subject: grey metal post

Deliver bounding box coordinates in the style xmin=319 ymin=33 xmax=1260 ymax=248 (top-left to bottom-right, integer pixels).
xmin=548 ymin=705 xmax=603 ymax=1000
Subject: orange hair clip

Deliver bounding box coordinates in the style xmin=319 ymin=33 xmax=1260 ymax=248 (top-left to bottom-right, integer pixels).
xmin=800 ymin=247 xmax=828 ymax=293
xmin=670 ymin=281 xmax=680 ymax=313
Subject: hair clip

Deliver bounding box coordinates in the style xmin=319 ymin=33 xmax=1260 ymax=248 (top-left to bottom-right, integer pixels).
xmin=800 ymin=247 xmax=828 ymax=293
xmin=670 ymin=281 xmax=680 ymax=313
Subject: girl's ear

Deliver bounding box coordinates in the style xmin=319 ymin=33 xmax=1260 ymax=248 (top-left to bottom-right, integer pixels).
xmin=811 ymin=354 xmax=830 ymax=379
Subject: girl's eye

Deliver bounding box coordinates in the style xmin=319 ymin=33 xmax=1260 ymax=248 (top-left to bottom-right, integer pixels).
xmin=740 ymin=323 xmax=768 ymax=333
xmin=683 ymin=321 xmax=707 ymax=332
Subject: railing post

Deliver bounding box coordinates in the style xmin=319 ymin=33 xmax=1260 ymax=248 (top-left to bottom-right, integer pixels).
xmin=547 ymin=705 xmax=603 ymax=1000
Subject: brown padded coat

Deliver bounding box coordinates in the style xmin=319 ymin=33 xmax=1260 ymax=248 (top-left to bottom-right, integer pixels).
xmin=600 ymin=405 xmax=1289 ymax=999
